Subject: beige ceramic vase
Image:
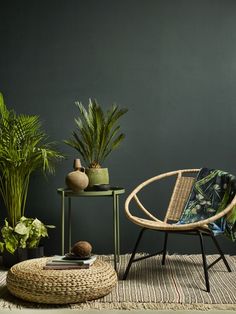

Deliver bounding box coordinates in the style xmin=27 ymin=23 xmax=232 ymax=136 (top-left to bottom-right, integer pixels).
xmin=65 ymin=159 xmax=89 ymax=192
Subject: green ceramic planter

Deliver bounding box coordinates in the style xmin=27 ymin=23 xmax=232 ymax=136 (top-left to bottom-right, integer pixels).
xmin=86 ymin=168 xmax=109 ymax=187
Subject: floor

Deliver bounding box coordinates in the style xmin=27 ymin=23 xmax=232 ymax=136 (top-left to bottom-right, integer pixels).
xmin=0 ymin=310 xmax=236 ymax=314
xmin=1 ymin=257 xmax=236 ymax=313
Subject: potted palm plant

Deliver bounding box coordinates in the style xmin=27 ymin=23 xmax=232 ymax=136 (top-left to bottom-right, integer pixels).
xmin=64 ymin=99 xmax=128 ymax=187
xmin=0 ymin=93 xmax=63 ymax=266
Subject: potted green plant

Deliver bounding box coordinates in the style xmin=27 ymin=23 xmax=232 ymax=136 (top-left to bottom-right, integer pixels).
xmin=0 ymin=217 xmax=54 ymax=267
xmin=0 ymin=93 xmax=63 ymax=265
xmin=64 ymin=99 xmax=128 ymax=187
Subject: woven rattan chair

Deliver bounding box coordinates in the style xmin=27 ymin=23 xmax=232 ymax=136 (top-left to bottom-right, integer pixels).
xmin=123 ymin=169 xmax=236 ymax=292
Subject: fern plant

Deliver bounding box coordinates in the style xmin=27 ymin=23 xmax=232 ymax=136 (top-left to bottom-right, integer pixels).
xmin=64 ymin=99 xmax=128 ymax=168
xmin=0 ymin=93 xmax=63 ymax=228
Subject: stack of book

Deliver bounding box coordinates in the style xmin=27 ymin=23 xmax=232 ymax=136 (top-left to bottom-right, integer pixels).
xmin=43 ymin=255 xmax=97 ymax=270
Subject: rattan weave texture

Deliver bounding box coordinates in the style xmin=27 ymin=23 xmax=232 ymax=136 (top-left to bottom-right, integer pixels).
xmin=6 ymin=257 xmax=117 ymax=304
xmin=165 ymin=176 xmax=195 ymax=222
xmin=125 ymin=169 xmax=236 ymax=231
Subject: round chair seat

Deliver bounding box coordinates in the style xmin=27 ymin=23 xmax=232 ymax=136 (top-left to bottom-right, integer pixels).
xmin=6 ymin=257 xmax=117 ymax=304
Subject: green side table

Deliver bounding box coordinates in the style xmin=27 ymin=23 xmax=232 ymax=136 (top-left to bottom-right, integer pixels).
xmin=57 ymin=188 xmax=125 ymax=271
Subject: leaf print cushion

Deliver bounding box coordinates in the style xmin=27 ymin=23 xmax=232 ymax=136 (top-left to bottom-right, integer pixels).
xmin=177 ymin=168 xmax=236 ymax=241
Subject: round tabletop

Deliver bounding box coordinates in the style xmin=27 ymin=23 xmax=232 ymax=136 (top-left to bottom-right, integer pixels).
xmin=57 ymin=187 xmax=125 ymax=196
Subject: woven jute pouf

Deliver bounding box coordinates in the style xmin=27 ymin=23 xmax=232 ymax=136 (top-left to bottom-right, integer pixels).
xmin=6 ymin=257 xmax=117 ymax=304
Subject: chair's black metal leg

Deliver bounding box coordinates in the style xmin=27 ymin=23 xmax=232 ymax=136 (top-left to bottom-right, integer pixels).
xmin=162 ymin=232 xmax=168 ymax=265
xmin=123 ymin=228 xmax=146 ymax=280
xmin=210 ymin=234 xmax=231 ymax=272
xmin=198 ymin=231 xmax=210 ymax=292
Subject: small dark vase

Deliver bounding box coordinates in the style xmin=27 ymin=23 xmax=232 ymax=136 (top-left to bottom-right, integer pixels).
xmin=27 ymin=246 xmax=44 ymax=259
xmin=2 ymin=248 xmax=28 ymax=268
xmin=2 ymin=246 xmax=44 ymax=268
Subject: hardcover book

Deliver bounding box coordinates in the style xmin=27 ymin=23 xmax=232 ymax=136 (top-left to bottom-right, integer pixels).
xmin=43 ymin=264 xmax=89 ymax=270
xmin=46 ymin=255 xmax=97 ymax=266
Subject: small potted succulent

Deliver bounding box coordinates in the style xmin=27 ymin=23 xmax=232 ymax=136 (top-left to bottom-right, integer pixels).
xmin=64 ymin=99 xmax=128 ymax=187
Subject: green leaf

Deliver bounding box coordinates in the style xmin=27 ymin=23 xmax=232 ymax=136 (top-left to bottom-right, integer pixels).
xmin=46 ymin=224 xmax=56 ymax=228
xmin=65 ymin=99 xmax=128 ymax=167
xmin=227 ymin=205 xmax=236 ymax=223
xmin=14 ymin=222 xmax=30 ymax=235
xmin=0 ymin=242 xmax=5 ymax=253
xmin=0 ymin=94 xmax=64 ymax=227
xmin=0 ymin=217 xmax=55 ymax=252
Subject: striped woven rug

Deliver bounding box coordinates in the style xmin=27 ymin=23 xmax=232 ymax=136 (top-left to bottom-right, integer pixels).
xmin=1 ymin=254 xmax=236 ymax=310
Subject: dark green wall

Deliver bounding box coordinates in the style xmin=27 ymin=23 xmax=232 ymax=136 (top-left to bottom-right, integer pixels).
xmin=1 ymin=0 xmax=236 ymax=255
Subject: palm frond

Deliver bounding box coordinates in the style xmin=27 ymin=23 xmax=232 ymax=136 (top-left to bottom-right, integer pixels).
xmin=0 ymin=92 xmax=9 ymax=122
xmin=0 ymin=95 xmax=63 ymax=227
xmin=103 ymin=133 xmax=125 ymax=161
xmin=65 ymin=99 xmax=127 ymax=167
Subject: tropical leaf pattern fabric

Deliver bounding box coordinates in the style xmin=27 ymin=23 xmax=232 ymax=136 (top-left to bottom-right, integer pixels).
xmin=177 ymin=168 xmax=236 ymax=241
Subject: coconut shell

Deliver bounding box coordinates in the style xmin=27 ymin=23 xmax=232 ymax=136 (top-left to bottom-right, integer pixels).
xmin=71 ymin=241 xmax=92 ymax=257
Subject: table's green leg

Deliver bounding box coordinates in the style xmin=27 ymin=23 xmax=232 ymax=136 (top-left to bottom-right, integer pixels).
xmin=116 ymin=195 xmax=120 ymax=263
xmin=113 ymin=192 xmax=117 ymax=271
xmin=68 ymin=197 xmax=72 ymax=253
xmin=61 ymin=191 xmax=65 ymax=255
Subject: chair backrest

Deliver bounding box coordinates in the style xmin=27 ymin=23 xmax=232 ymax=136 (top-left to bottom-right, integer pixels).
xmin=164 ymin=175 xmax=195 ymax=222
xmin=125 ymin=168 xmax=236 ymax=231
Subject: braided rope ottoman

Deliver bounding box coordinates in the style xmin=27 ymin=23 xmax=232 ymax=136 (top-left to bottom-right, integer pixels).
xmin=6 ymin=257 xmax=117 ymax=304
